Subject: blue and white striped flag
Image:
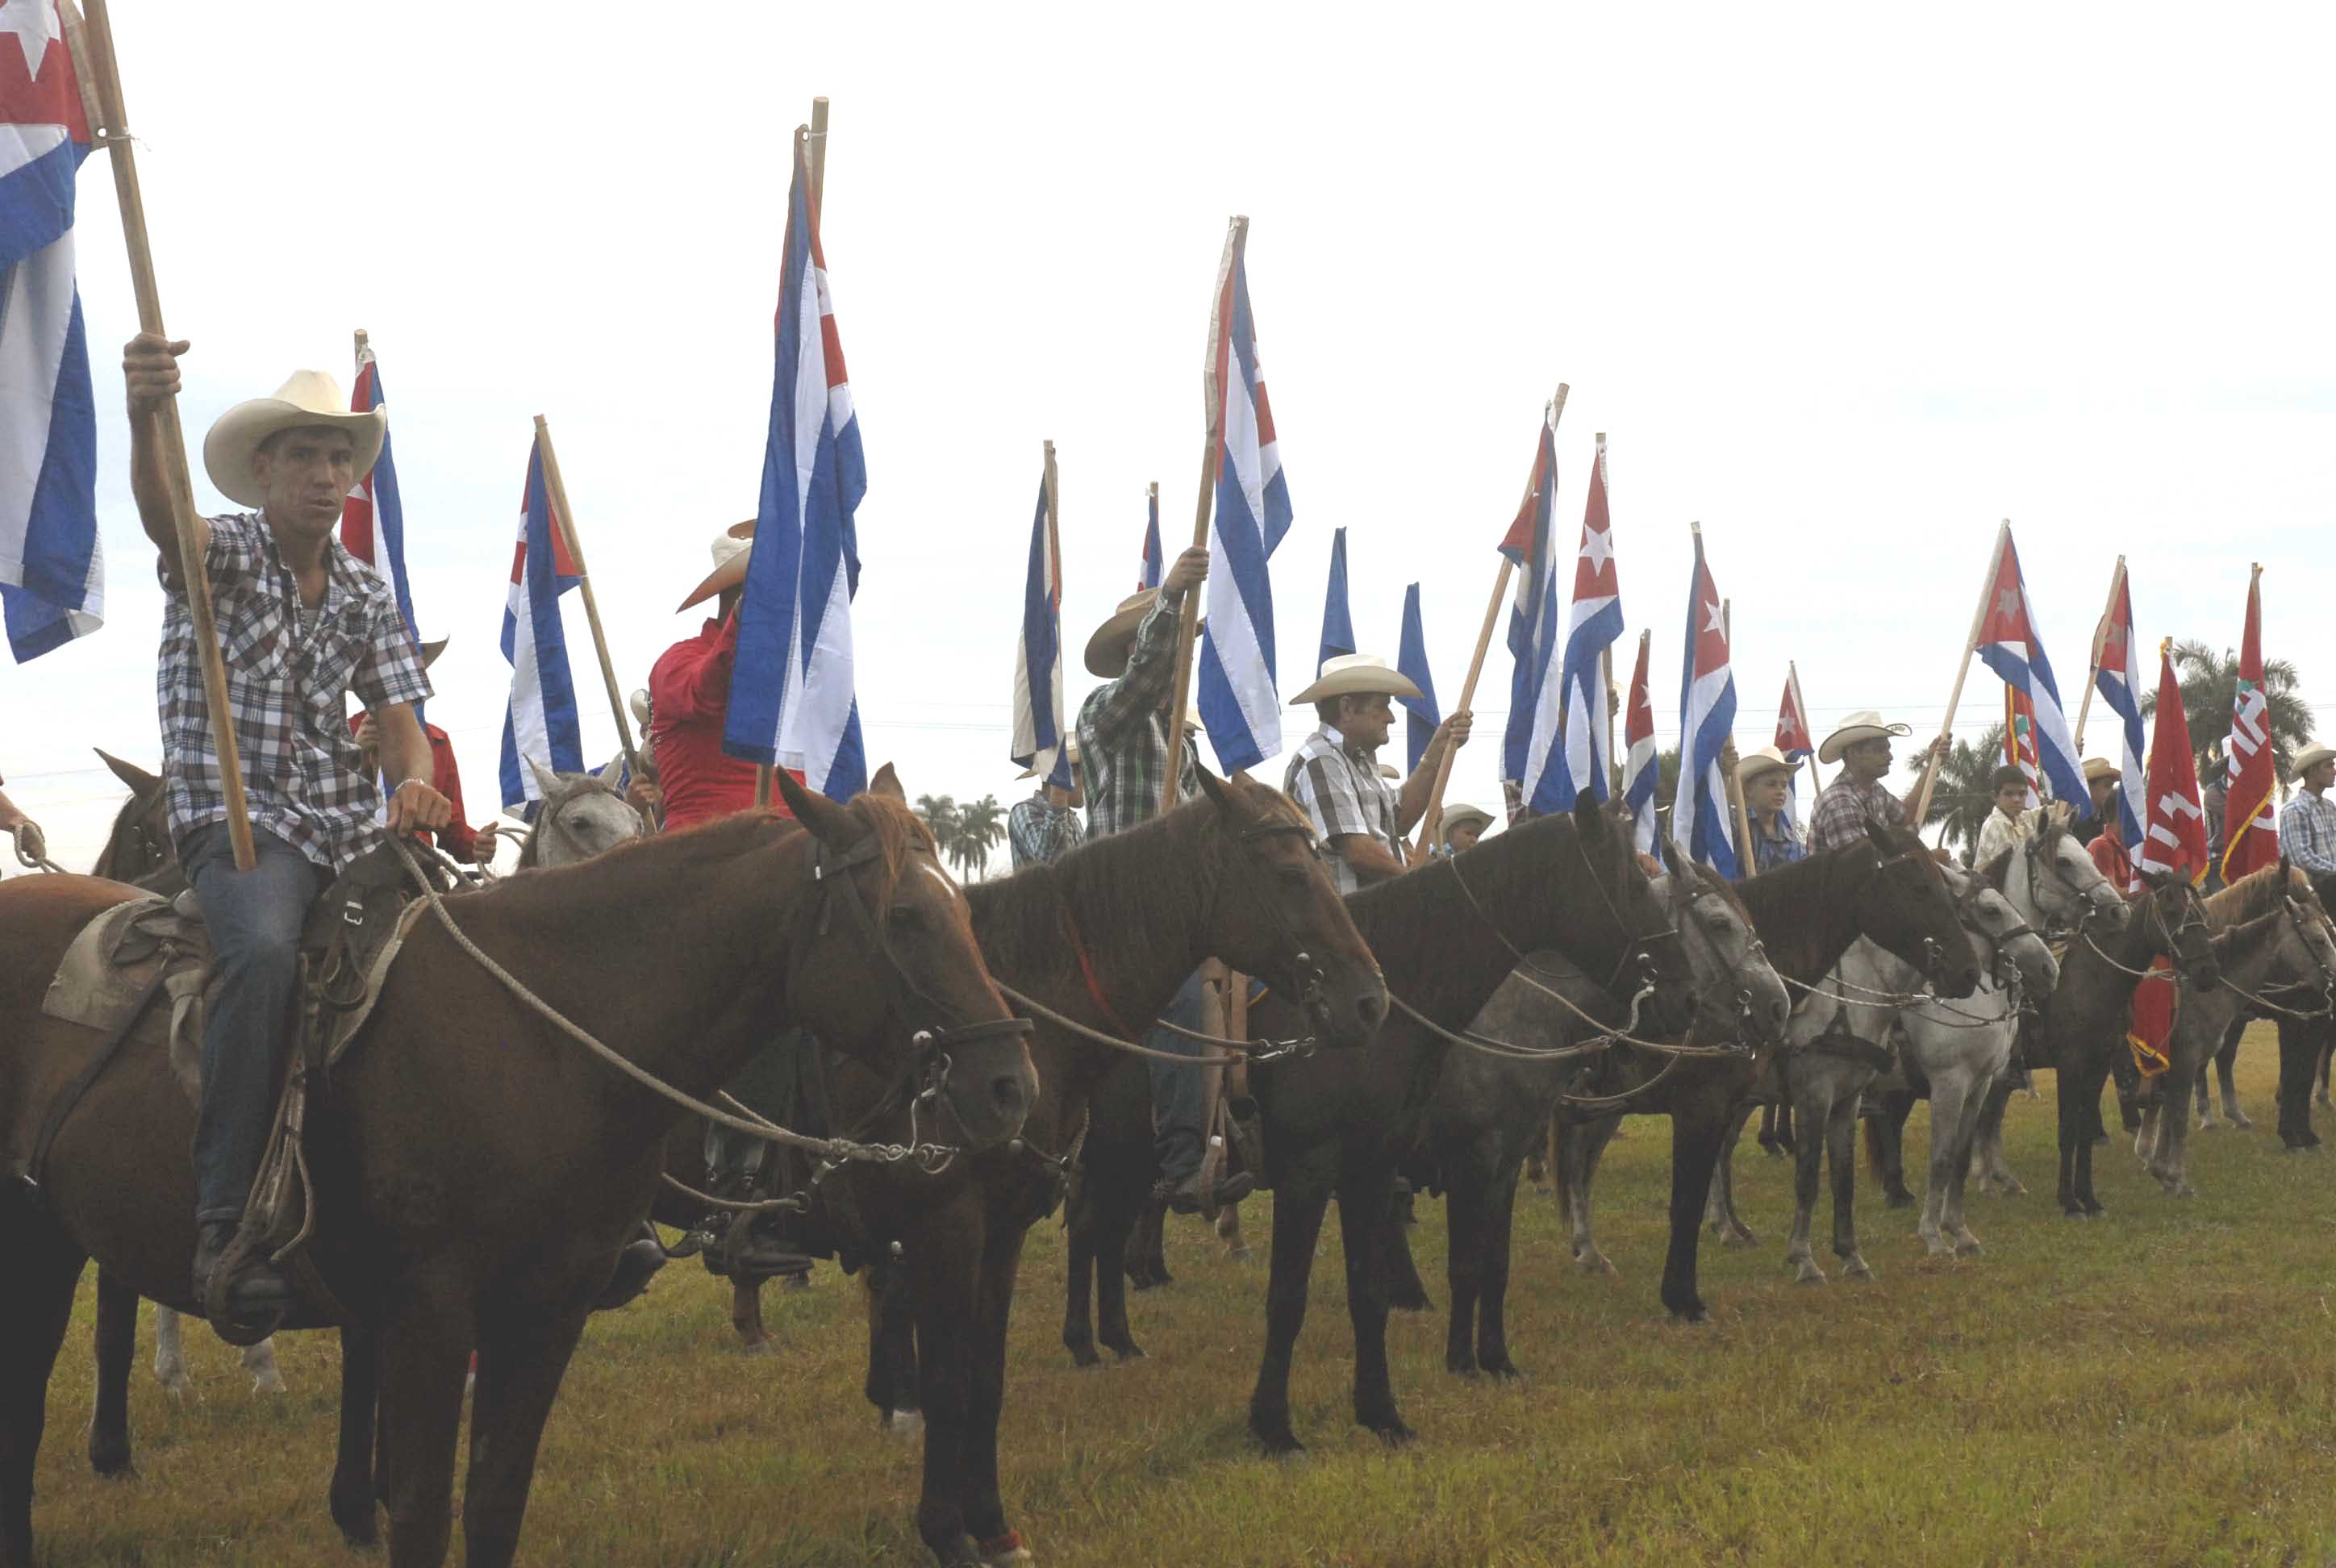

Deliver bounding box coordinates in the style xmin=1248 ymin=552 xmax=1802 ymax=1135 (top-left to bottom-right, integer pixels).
xmin=1500 ymin=405 xmax=1560 ymax=795
xmin=1011 ymin=450 xmax=1071 ymax=790
xmin=1194 ymin=218 xmax=1292 ymax=773
xmin=498 ymin=440 xmax=585 ymax=809
xmin=0 ymin=6 xmax=101 ymax=662
xmin=340 ymin=336 xmax=423 ymax=716
xmin=1396 ymin=583 xmax=1441 ymax=775
xmin=1671 ymin=529 xmax=1740 ymax=879
xmin=2093 ymin=565 xmax=2148 ymax=846
xmin=724 ymin=132 xmax=869 ymax=800
xmin=1543 ymin=439 xmax=1623 ymax=810
xmin=1971 ymin=523 xmax=2085 ymax=808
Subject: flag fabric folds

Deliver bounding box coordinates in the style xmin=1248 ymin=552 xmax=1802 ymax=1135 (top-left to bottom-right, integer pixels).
xmin=2004 ymin=686 xmax=2041 ymax=810
xmin=1775 ymin=663 xmax=1815 ymax=828
xmin=1010 ymin=462 xmax=1071 ymax=790
xmin=1396 ymin=582 xmax=1441 ymax=775
xmin=1139 ymin=487 xmax=1162 ymax=591
xmin=0 ymin=4 xmax=101 ymax=662
xmin=1545 ymin=440 xmax=1624 ymax=811
xmin=1500 ymin=407 xmax=1561 ymax=799
xmin=1671 ymin=532 xmax=1740 ymax=879
xmin=1316 ymin=526 xmax=1353 ymax=678
xmin=498 ymin=440 xmax=585 ymax=809
xmin=1972 ymin=525 xmax=2084 ymax=807
xmin=2092 ymin=565 xmax=2148 ymax=847
xmin=339 ymin=337 xmax=422 ymax=713
xmin=2138 ymin=639 xmax=2209 ymax=886
xmin=1621 ymin=629 xmax=1657 ymax=854
xmin=724 ymin=136 xmax=870 ymax=800
xmin=1194 ymin=220 xmax=1293 ymax=774
xmin=2222 ymin=572 xmax=2276 ymax=882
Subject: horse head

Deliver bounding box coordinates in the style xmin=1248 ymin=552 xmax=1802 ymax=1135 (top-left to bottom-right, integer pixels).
xmin=774 ymin=764 xmax=1036 ymax=1153
xmin=1848 ymin=819 xmax=1981 ymax=998
xmin=92 ymin=749 xmax=173 ymax=886
xmin=1945 ymin=863 xmax=2060 ymax=1001
xmin=1565 ymin=791 xmax=1696 ymax=1036
xmin=2026 ymin=819 xmax=2129 ymax=936
xmin=1665 ymin=860 xmax=1790 ymax=1049
xmin=2274 ymin=875 xmax=2336 ymax=1004
xmin=520 ymin=757 xmax=649 ymax=869
xmin=1187 ymin=767 xmax=1386 ymax=1050
xmin=2138 ymin=873 xmax=2221 ymax=994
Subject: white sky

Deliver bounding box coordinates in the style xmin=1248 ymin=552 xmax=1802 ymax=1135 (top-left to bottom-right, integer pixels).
xmin=7 ymin=2 xmax=2334 ymax=877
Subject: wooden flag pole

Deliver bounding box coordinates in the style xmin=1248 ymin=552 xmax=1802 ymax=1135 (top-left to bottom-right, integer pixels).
xmin=1413 ymin=382 xmax=1570 ymax=852
xmin=2070 ymin=554 xmax=2125 ymax=755
xmin=1160 ymin=215 xmax=1248 ymax=810
xmin=532 ymin=416 xmax=646 ymax=791
xmin=1721 ymin=595 xmax=1758 ymax=869
xmin=1596 ymin=433 xmax=1616 ymax=779
xmin=1910 ymin=518 xmax=2010 ymax=822
xmin=73 ymin=0 xmax=255 ymax=869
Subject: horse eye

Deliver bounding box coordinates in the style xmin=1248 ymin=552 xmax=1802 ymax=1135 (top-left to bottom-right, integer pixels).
xmin=1278 ymin=867 xmax=1311 ymax=889
xmin=888 ymin=905 xmax=924 ymax=929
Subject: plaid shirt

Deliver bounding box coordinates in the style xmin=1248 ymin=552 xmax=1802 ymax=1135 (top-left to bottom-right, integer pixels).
xmin=2279 ymin=789 xmax=2336 ymax=877
xmin=1284 ymin=724 xmax=1402 ymax=895
xmin=1748 ymin=811 xmax=1807 ymax=874
xmin=160 ymin=512 xmax=431 ymax=873
xmin=1007 ymin=793 xmax=1086 ymax=869
xmin=1076 ymin=592 xmax=1201 ymax=839
xmin=1808 ymin=774 xmax=1901 ymax=855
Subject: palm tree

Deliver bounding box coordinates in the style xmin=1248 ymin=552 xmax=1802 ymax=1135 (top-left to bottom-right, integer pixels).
xmin=1904 ymin=723 xmax=2005 ymax=861
xmin=913 ymin=793 xmax=960 ymax=865
xmin=2142 ymin=638 xmax=2314 ymax=783
xmin=949 ymin=795 xmax=1007 ymax=881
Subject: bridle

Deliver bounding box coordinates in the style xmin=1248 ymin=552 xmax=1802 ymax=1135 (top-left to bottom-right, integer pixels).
xmin=1855 ymin=835 xmax=1961 ymax=991
xmin=1671 ymin=877 xmax=1775 ymax=1049
xmin=1442 ymin=828 xmax=1676 ymax=1002
xmin=520 ymin=779 xmax=641 ymax=869
xmin=2079 ymin=878 xmax=2216 ymax=988
xmin=1203 ymin=808 xmax=1341 ymax=1031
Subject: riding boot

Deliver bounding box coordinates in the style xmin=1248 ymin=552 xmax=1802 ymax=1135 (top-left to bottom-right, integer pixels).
xmin=592 ymin=1228 xmax=667 ymax=1312
xmin=192 ymin=1218 xmax=294 ymax=1321
xmin=1156 ymin=1166 xmax=1254 ymax=1216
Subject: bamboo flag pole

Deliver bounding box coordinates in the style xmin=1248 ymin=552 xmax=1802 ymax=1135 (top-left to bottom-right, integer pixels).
xmin=1159 ymin=215 xmax=1247 ymax=810
xmin=71 ymin=0 xmax=256 ymax=869
xmin=2071 ymin=554 xmax=2126 ymax=755
xmin=1910 ymin=519 xmax=2010 ymax=823
xmin=532 ymin=416 xmax=645 ymax=791
xmin=1413 ymin=382 xmax=1570 ymax=853
xmin=1721 ymin=595 xmax=1758 ymax=869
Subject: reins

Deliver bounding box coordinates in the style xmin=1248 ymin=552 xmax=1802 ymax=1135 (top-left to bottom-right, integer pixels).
xmin=990 ymin=977 xmax=1314 ymax=1066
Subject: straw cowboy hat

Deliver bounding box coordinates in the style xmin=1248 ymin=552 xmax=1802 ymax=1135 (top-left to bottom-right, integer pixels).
xmin=419 ymin=637 xmax=448 ymax=670
xmin=1016 ymin=738 xmax=1081 ymax=781
xmin=2082 ymin=757 xmax=2122 ymax=784
xmin=1441 ymin=803 xmax=1495 ymax=844
xmin=1378 ymin=761 xmax=1400 ymax=780
xmin=1817 ymin=709 xmax=1913 ymax=765
xmin=1291 ymin=653 xmax=1424 ymax=708
xmin=676 ymin=521 xmax=758 ymax=612
xmin=2292 ymin=743 xmax=2336 ymax=778
xmin=1736 ymin=745 xmax=1793 ymax=786
xmin=202 ymin=370 xmax=386 ymax=510
xmin=630 ymin=688 xmax=652 ymax=730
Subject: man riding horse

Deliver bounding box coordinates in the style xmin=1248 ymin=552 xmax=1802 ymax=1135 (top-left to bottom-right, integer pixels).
xmin=122 ymin=337 xmax=452 ymax=1325
xmin=1808 ymin=709 xmax=1946 ymax=853
xmin=1283 ymin=653 xmax=1470 ymax=891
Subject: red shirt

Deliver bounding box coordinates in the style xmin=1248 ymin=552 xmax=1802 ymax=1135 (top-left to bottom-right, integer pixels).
xmin=649 ymin=613 xmax=796 ymax=831
xmin=347 ymin=715 xmax=478 ymax=861
xmin=2090 ymin=822 xmax=2138 ymax=895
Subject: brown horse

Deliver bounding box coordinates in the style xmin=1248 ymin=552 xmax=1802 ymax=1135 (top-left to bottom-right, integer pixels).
xmin=0 ymin=768 xmax=1035 ymax=1568
xmin=86 ymin=749 xmax=174 ymax=889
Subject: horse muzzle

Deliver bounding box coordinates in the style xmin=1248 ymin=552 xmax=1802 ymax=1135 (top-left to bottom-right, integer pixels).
xmin=925 ymin=1032 xmax=1038 ymax=1152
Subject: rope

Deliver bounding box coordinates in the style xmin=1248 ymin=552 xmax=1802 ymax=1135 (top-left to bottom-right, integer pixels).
xmin=2078 ymin=927 xmax=2183 ymax=982
xmin=1554 ymin=1049 xmax=1693 ymax=1111
xmin=386 ymin=837 xmax=958 ymax=1171
xmin=989 ymin=978 xmax=1309 ymax=1067
xmin=1387 ymin=991 xmax=1616 ymax=1062
xmin=660 ymin=1170 xmax=806 ymax=1215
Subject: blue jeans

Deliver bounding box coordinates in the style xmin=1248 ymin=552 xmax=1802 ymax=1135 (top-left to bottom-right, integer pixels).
xmin=1147 ymin=970 xmax=1215 ymax=1182
xmin=184 ymin=824 xmax=328 ymax=1224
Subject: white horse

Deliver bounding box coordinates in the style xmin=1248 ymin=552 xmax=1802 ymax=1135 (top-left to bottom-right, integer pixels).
xmin=152 ymin=759 xmax=650 ymax=1400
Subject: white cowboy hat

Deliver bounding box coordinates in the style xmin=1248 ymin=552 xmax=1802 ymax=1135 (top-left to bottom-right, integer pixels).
xmin=1817 ymin=709 xmax=1913 ymax=765
xmin=418 ymin=636 xmax=448 ymax=670
xmin=202 ymin=370 xmax=386 ymax=510
xmin=1016 ymin=738 xmax=1081 ymax=781
xmin=1441 ymin=803 xmax=1495 ymax=844
xmin=2082 ymin=756 xmax=2122 ymax=784
xmin=629 ymin=688 xmax=652 ymax=730
xmin=2292 ymin=743 xmax=2336 ymax=778
xmin=1736 ymin=744 xmax=1793 ymax=786
xmin=1378 ymin=761 xmax=1400 ymax=780
xmin=676 ymin=521 xmax=758 ymax=611
xmin=1291 ymin=653 xmax=1425 ymax=708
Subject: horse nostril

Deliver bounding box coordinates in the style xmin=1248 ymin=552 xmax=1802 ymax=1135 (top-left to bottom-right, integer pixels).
xmin=1357 ymin=993 xmax=1383 ymax=1030
xmin=991 ymin=1074 xmax=1026 ymax=1113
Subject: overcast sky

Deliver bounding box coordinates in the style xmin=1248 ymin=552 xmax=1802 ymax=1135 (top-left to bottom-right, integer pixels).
xmin=7 ymin=2 xmax=2333 ymax=876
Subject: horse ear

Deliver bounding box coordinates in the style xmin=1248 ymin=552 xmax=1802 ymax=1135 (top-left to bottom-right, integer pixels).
xmin=1863 ymin=818 xmax=1899 ymax=856
xmin=1572 ymin=788 xmax=1608 ymax=848
xmin=867 ymin=762 xmax=906 ymax=803
xmin=595 ymin=755 xmax=624 ymax=789
xmin=1189 ymin=763 xmax=1233 ymax=813
xmin=1656 ymin=832 xmax=1687 ymax=880
xmin=94 ymin=748 xmax=158 ymax=793
xmin=772 ymin=765 xmax=858 ymax=847
xmin=527 ymin=756 xmax=562 ymax=799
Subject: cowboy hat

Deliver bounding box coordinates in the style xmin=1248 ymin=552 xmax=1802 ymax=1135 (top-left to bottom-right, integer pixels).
xmin=1736 ymin=744 xmax=1793 ymax=786
xmin=2292 ymin=743 xmax=2336 ymax=778
xmin=1291 ymin=653 xmax=1425 ymax=708
xmin=1378 ymin=761 xmax=1400 ymax=781
xmin=1016 ymin=738 xmax=1081 ymax=781
xmin=676 ymin=521 xmax=758 ymax=612
xmin=1084 ymin=589 xmax=1181 ymax=678
xmin=1817 ymin=709 xmax=1913 ymax=765
xmin=202 ymin=370 xmax=386 ymax=510
xmin=630 ymin=688 xmax=652 ymax=730
xmin=2082 ymin=757 xmax=2122 ymax=784
xmin=1441 ymin=803 xmax=1495 ymax=844
xmin=419 ymin=637 xmax=448 ymax=670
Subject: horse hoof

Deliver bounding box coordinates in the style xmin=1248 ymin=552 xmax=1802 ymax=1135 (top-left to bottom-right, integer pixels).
xmin=1368 ymin=1418 xmax=1417 ymax=1447
xmin=740 ymin=1338 xmax=777 ymax=1357
xmin=1576 ymin=1252 xmax=1619 ymax=1278
xmin=2230 ymin=1114 xmax=2253 ymax=1130
xmin=250 ymin=1370 xmax=286 ymax=1397
xmin=1720 ymin=1228 xmax=1758 ymax=1249
xmin=1954 ymin=1237 xmax=1984 ymax=1258
xmin=1390 ymin=1293 xmax=1434 ymax=1315
xmin=1883 ymin=1190 xmax=1916 ymax=1211
xmin=1842 ymin=1257 xmax=1875 ymax=1281
xmin=979 ymin=1533 xmax=1035 ymax=1567
xmin=1108 ymin=1344 xmax=1147 ymax=1363
xmin=1251 ymin=1424 xmax=1306 ymax=1457
xmin=1666 ymin=1300 xmax=1712 ymax=1324
xmin=161 ymin=1376 xmax=190 ymax=1405
xmin=1068 ymin=1350 xmax=1103 ymax=1370
xmin=885 ymin=1408 xmax=924 ymax=1440
xmin=1792 ymin=1262 xmax=1826 ymax=1285
xmin=1224 ymin=1245 xmax=1254 ymax=1262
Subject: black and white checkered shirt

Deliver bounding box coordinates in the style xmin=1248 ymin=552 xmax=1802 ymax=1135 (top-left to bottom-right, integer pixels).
xmin=158 ymin=512 xmax=432 ymax=873
xmin=1283 ymin=724 xmax=1402 ymax=895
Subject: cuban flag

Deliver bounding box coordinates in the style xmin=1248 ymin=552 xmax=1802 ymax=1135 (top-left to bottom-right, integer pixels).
xmin=0 ymin=2 xmax=100 ymax=663
xmin=1139 ymin=485 xmax=1162 ymax=591
xmin=1499 ymin=406 xmax=1561 ymax=797
xmin=1546 ymin=440 xmax=1622 ymax=808
xmin=1775 ymin=661 xmax=1815 ymax=828
xmin=1396 ymin=582 xmax=1441 ymax=775
xmin=724 ymin=134 xmax=869 ymax=800
xmin=1316 ymin=526 xmax=1354 ymax=678
xmin=1971 ymin=524 xmax=2084 ymax=808
xmin=2003 ymin=686 xmax=2041 ymax=811
xmin=498 ymin=440 xmax=585 ymax=809
xmin=1621 ymin=628 xmax=1657 ymax=854
xmin=1194 ymin=218 xmax=1291 ymax=774
xmin=339 ymin=336 xmax=422 ymax=714
xmin=1671 ymin=530 xmax=1740 ymax=880
xmin=2092 ymin=562 xmax=2147 ymax=848
xmin=2139 ymin=638 xmax=2209 ymax=886
xmin=1010 ymin=454 xmax=1071 ymax=790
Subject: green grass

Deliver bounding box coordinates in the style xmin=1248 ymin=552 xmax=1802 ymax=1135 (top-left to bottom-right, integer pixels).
xmin=31 ymin=1028 xmax=2336 ymax=1566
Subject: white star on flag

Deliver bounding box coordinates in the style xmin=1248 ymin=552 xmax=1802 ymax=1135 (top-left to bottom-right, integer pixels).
xmin=1702 ymin=596 xmax=1725 ymax=635
xmin=0 ymin=0 xmax=61 ymax=80
xmin=1579 ymin=525 xmax=1612 ymax=575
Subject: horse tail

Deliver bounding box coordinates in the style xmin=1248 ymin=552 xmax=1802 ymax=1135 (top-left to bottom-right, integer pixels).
xmin=1863 ymin=1114 xmax=1888 ymax=1185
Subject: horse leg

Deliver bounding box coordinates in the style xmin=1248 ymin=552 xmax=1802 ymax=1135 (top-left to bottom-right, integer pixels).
xmin=89 ymin=1269 xmax=138 ymax=1478
xmin=1216 ymin=1199 xmax=1252 ymax=1260
xmin=866 ymin=1267 xmax=924 ymax=1437
xmin=1248 ymin=1154 xmax=1334 ymax=1454
xmin=957 ymin=1222 xmax=1030 ymax=1566
xmin=1127 ymin=1195 xmax=1170 ymax=1291
xmin=2149 ymin=1051 xmax=2200 ymax=1197
xmin=1757 ymin=1101 xmax=1783 ymax=1156
xmin=1560 ymin=1113 xmax=1621 ymax=1276
xmin=731 ymin=1277 xmax=770 ymax=1353
xmin=374 ymin=1285 xmax=474 ymax=1568
xmin=1705 ymin=1099 xmax=1758 ymax=1245
xmin=1091 ymin=1185 xmax=1147 ymax=1362
xmin=2072 ymin=1057 xmax=2109 ymax=1216
xmin=243 ymin=1336 xmax=285 ymax=1395
xmin=1972 ymin=1078 xmax=2023 ymax=1195
xmin=1946 ymin=1070 xmax=1992 ymax=1255
xmin=1785 ymin=1075 xmax=1827 ymax=1284
xmin=1442 ymin=1157 xmax=1488 ymax=1375
xmin=1663 ymin=1091 xmax=1729 ymax=1321
xmin=151 ymin=1301 xmax=189 ymax=1403
xmin=907 ymin=1239 xmax=981 ymax=1564
xmin=1475 ymin=1156 xmax=1526 ymax=1378
xmin=2193 ymin=1067 xmax=2218 ymax=1131
xmin=2317 ymin=1034 xmax=2333 ymax=1112
xmin=1874 ymin=1091 xmax=1919 ymax=1208
xmin=1380 ymin=1198 xmax=1434 ymax=1313
xmin=331 ymin=1324 xmax=383 ymax=1546
xmin=2216 ymin=1019 xmax=2250 ymax=1128
xmin=1060 ymin=1192 xmax=1101 ymax=1370
xmin=1919 ymin=1072 xmax=1971 ymax=1255
xmin=1829 ymin=1091 xmax=1875 ymax=1280
xmin=0 ymin=1197 xmax=85 ymax=1568
xmin=459 ymin=1307 xmax=590 ymax=1568
xmin=1337 ymin=1161 xmax=1411 ymax=1443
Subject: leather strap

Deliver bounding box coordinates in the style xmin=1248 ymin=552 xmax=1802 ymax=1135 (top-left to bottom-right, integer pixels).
xmin=27 ymin=961 xmax=172 ymax=1191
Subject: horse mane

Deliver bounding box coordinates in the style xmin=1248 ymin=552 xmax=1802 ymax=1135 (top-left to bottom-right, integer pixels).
xmin=1975 ymin=845 xmax=2013 ymax=891
xmin=2203 ymin=864 xmax=2306 ymax=928
xmin=1684 ymin=859 xmax=1752 ymax=920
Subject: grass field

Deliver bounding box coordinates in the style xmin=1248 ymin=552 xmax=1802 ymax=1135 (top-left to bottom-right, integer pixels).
xmin=28 ymin=1030 xmax=2336 ymax=1566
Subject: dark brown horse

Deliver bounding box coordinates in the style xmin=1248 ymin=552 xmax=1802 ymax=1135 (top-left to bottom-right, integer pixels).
xmin=0 ymin=769 xmax=1035 ymax=1568
xmin=86 ymin=750 xmax=174 ymax=889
